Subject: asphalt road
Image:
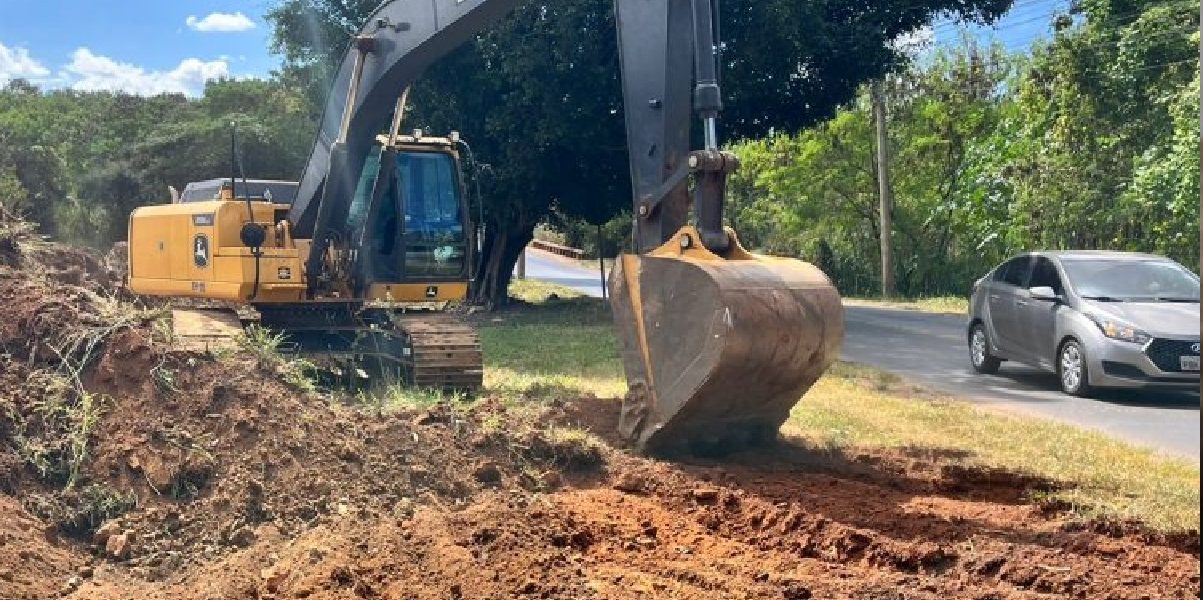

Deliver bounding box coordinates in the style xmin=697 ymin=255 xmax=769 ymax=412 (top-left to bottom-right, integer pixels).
xmin=521 ymin=247 xmax=1201 ymax=461
xmin=842 ymin=305 xmax=1199 ymax=461
xmin=519 ymin=248 xmax=606 ymax=298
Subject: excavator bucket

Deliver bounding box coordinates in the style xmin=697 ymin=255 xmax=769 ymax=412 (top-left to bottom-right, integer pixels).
xmin=609 ymin=227 xmax=844 ymax=455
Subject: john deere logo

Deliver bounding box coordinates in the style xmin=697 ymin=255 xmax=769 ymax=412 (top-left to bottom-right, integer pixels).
xmin=193 ymin=234 xmax=209 ymax=268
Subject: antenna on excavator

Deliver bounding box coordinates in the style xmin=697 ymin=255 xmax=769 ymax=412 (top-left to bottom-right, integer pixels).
xmin=228 ymin=123 xmax=238 ymax=195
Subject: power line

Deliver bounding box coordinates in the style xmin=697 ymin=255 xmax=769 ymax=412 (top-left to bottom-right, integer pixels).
xmin=993 ymin=23 xmax=1199 ymax=52
xmin=932 ymin=2 xmax=1199 ymax=42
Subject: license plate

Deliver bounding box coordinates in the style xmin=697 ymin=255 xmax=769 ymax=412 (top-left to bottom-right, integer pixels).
xmin=1181 ymin=355 xmax=1200 ymax=371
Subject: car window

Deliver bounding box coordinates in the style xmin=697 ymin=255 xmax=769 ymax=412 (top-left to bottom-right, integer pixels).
xmin=995 ymin=256 xmax=1031 ymax=287
xmin=991 ymin=259 xmax=1013 ymax=282
xmin=1029 ymin=257 xmax=1063 ymax=294
xmin=1060 ymin=258 xmax=1199 ymax=301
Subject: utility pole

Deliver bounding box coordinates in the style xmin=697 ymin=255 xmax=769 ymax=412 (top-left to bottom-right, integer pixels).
xmin=871 ymin=79 xmax=895 ymax=298
xmin=597 ymin=223 xmax=608 ymax=300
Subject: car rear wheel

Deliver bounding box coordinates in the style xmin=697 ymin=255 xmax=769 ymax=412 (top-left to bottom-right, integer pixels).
xmin=1058 ymin=339 xmax=1093 ymax=397
xmin=969 ymin=324 xmax=1001 ymax=374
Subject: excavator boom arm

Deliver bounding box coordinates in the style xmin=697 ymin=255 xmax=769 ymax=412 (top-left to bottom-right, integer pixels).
xmin=287 ymin=0 xmax=728 ymax=258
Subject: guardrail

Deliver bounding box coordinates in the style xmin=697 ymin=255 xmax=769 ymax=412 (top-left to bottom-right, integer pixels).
xmin=530 ymin=239 xmax=585 ymax=259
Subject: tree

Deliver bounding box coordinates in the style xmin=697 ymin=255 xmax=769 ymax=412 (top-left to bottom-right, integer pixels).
xmin=729 ymin=41 xmax=1018 ymax=296
xmin=0 ymin=79 xmax=314 ymax=247
xmin=266 ymin=0 xmax=1014 ymax=305
xmin=727 ymin=0 xmax=1200 ymax=299
xmin=997 ymin=0 xmax=1199 ymax=268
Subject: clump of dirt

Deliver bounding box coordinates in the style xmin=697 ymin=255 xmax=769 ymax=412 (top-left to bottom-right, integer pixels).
xmin=0 ymin=495 xmax=86 ymax=600
xmin=0 ymin=230 xmax=1197 ymax=600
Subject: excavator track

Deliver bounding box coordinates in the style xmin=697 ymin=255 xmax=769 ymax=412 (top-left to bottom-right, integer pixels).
xmin=259 ymin=305 xmax=482 ymax=391
xmin=394 ymin=315 xmax=484 ymax=390
xmin=173 ymin=304 xmax=482 ymax=392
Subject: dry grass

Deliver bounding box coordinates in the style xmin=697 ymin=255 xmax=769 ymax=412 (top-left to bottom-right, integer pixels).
xmin=844 ymin=295 xmax=970 ymax=315
xmin=787 ymin=362 xmax=1200 ymax=533
xmin=479 ymin=280 xmax=1199 ymax=533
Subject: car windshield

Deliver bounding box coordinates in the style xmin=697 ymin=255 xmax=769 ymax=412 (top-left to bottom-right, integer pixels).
xmin=1060 ymin=258 xmax=1200 ymax=302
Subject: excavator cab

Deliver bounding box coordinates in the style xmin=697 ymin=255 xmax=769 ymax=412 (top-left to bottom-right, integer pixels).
xmin=347 ymin=136 xmax=472 ymax=295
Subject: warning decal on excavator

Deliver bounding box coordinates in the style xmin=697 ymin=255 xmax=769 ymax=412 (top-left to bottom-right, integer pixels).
xmin=193 ymin=234 xmax=209 ymax=268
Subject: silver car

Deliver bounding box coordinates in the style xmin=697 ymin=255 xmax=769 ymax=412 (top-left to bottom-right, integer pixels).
xmin=967 ymin=251 xmax=1200 ymax=396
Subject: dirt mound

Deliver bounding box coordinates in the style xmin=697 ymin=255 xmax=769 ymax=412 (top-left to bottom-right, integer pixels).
xmin=0 ymin=235 xmax=1197 ymax=600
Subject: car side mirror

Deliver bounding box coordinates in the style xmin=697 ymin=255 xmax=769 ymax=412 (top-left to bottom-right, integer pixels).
xmin=1029 ymin=286 xmax=1059 ymax=301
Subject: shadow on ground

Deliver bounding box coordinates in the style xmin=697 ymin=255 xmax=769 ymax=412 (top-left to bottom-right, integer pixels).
xmin=555 ymin=395 xmax=1199 ymax=561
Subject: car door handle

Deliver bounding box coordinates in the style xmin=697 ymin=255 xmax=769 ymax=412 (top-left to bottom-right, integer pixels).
xmin=990 ymin=294 xmax=1000 ymax=300
xmin=1015 ymin=300 xmax=1028 ymax=306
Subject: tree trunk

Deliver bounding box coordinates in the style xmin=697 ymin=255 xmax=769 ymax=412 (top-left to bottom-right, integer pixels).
xmin=871 ymin=80 xmax=895 ymax=298
xmin=470 ymin=216 xmax=537 ymax=307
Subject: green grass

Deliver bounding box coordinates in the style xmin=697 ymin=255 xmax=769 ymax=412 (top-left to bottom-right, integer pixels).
xmin=478 ymin=279 xmax=626 ymax=401
xmin=470 ymin=280 xmax=1199 ymax=533
xmin=844 ymin=295 xmax=969 ymax=315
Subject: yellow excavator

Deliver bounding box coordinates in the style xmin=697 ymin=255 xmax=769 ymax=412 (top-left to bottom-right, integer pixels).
xmin=126 ymin=0 xmax=844 ymax=454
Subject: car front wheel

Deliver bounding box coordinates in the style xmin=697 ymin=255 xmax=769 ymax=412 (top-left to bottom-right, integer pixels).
xmin=1058 ymin=339 xmax=1093 ymax=397
xmin=969 ymin=324 xmax=1001 ymax=374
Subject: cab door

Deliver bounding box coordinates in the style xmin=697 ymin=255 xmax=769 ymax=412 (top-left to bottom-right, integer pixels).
xmin=397 ymin=151 xmax=468 ymax=281
xmin=349 ymin=146 xmax=404 ymax=288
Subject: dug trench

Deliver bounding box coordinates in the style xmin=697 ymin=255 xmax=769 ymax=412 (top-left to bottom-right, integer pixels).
xmin=0 ymin=235 xmax=1197 ymax=600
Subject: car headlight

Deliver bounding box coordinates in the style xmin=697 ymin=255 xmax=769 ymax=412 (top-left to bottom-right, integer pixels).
xmin=1087 ymin=314 xmax=1151 ymax=344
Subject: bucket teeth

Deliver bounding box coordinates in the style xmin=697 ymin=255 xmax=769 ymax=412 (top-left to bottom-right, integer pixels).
xmin=608 ymin=227 xmax=844 ymax=455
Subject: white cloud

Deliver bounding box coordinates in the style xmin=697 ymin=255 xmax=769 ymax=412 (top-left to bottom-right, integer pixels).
xmin=64 ymin=48 xmax=229 ymax=96
xmin=185 ymin=12 xmax=256 ymax=33
xmin=892 ymin=26 xmax=935 ymax=57
xmin=0 ymin=42 xmax=51 ymax=83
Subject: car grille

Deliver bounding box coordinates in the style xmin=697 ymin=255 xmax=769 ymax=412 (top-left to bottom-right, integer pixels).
xmin=1145 ymin=338 xmax=1199 ymax=372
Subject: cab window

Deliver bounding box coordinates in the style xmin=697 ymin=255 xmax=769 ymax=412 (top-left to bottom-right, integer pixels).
xmin=398 ymin=152 xmax=466 ymax=278
xmin=348 ymin=147 xmax=384 ymax=234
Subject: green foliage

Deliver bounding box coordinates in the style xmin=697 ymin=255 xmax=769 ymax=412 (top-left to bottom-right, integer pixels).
xmin=538 ymin=210 xmax=632 ymax=259
xmin=730 ymin=0 xmax=1199 ymax=297
xmin=731 ymin=40 xmax=1022 ymax=295
xmin=48 ymin=483 xmax=138 ymax=538
xmin=998 ymin=0 xmax=1200 ymax=267
xmin=151 ymin=361 xmax=179 ymax=395
xmin=8 ymin=368 xmax=111 ymax=489
xmin=280 ymin=358 xmax=320 ymax=394
xmin=0 ymin=78 xmax=314 ymax=248
xmin=239 ymin=324 xmax=289 ymax=361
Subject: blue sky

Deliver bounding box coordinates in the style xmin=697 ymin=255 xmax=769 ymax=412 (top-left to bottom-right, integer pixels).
xmin=0 ymin=0 xmax=1070 ymax=97
xmin=0 ymin=1 xmax=278 ymax=95
xmin=933 ymin=0 xmax=1073 ymax=51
